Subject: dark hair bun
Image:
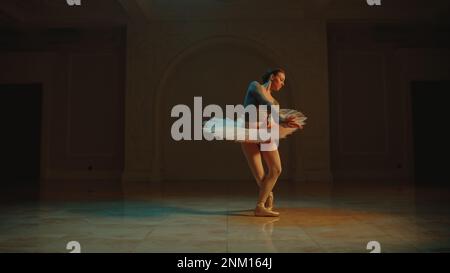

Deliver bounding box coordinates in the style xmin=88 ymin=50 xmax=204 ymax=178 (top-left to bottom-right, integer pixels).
xmin=261 ymin=68 xmax=285 ymax=83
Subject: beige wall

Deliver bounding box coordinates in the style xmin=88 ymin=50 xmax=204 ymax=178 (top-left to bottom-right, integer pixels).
xmin=2 ymin=0 xmax=449 ymax=196
xmin=328 ymin=23 xmax=450 ymax=185
xmin=0 ymin=28 xmax=126 ymax=195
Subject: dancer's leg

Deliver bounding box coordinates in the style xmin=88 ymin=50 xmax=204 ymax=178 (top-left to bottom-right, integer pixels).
xmin=241 ymin=143 xmax=274 ymax=209
xmin=240 ymin=143 xmax=265 ymax=187
xmin=258 ymin=149 xmax=282 ymax=207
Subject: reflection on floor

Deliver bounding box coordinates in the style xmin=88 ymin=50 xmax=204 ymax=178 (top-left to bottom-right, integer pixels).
xmin=0 ymin=181 xmax=449 ymax=253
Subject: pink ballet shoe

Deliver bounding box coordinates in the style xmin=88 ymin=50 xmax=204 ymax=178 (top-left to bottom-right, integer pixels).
xmin=255 ymin=204 xmax=280 ymax=217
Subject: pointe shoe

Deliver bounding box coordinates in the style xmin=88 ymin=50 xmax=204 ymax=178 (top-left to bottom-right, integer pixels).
xmin=255 ymin=204 xmax=280 ymax=217
xmin=265 ymin=192 xmax=274 ymax=211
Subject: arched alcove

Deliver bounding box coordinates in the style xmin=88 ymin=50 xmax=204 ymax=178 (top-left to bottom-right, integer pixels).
xmin=152 ymin=35 xmax=301 ymax=182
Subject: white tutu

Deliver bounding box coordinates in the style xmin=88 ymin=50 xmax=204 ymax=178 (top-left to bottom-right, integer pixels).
xmin=203 ymin=109 xmax=307 ymax=144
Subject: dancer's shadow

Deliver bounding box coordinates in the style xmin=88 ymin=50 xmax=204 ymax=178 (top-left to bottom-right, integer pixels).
xmin=63 ymin=202 xmax=261 ymax=218
xmin=227 ymin=209 xmax=255 ymax=217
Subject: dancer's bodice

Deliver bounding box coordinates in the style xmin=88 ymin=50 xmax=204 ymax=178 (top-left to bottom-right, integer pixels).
xmin=244 ymin=81 xmax=279 ymax=107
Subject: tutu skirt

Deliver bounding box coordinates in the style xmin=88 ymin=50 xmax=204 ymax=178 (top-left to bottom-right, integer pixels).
xmin=202 ymin=109 xmax=307 ymax=145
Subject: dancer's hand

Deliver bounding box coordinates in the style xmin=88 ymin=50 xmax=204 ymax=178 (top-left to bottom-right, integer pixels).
xmin=288 ymin=122 xmax=302 ymax=129
xmin=285 ymin=116 xmax=302 ymax=129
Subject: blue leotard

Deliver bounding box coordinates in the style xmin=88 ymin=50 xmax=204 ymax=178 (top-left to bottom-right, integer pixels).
xmin=243 ymin=81 xmax=285 ymax=122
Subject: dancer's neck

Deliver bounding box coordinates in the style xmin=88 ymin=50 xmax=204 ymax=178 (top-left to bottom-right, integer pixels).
xmin=262 ymin=82 xmax=272 ymax=93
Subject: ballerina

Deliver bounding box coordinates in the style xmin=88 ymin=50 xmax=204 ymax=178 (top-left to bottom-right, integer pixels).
xmin=203 ymin=68 xmax=306 ymax=217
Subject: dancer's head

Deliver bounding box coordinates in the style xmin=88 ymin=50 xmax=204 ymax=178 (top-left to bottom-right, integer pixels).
xmin=262 ymin=68 xmax=286 ymax=92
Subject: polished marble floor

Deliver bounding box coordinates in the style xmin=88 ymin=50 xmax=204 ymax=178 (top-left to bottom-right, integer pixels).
xmin=0 ymin=181 xmax=449 ymax=253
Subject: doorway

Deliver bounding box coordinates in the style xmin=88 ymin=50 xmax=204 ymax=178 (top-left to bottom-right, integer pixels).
xmin=411 ymin=81 xmax=450 ymax=189
xmin=0 ymin=83 xmax=42 ymax=202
